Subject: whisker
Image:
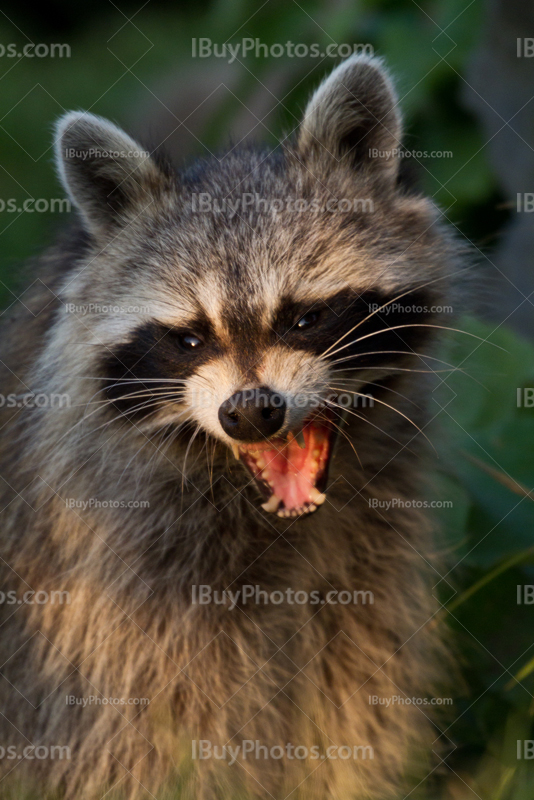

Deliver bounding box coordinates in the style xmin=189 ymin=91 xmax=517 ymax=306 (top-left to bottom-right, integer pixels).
xmin=327 ymin=387 xmax=436 ymax=453
xmin=329 ymin=377 xmax=421 ymax=408
xmin=138 ymin=423 xmax=174 ymax=485
xmin=319 ymin=268 xmax=470 ymax=360
xmin=331 ymin=366 xmax=462 ymax=376
xmin=328 ymin=350 xmax=487 ymax=389
xmin=324 ymin=399 xmax=417 ymax=456
xmin=76 ymin=376 xmax=197 ymax=383
xmin=323 ymin=414 xmax=362 ymax=469
xmin=76 ymin=397 xmax=186 ymax=444
xmin=326 ymin=323 xmax=507 ymax=360
xmin=182 ymin=425 xmax=202 ymax=493
xmin=52 ymin=390 xmax=185 ymax=448
xmin=123 ymin=412 xmax=192 ymax=488
xmin=80 ymin=387 xmax=190 ymax=407
xmin=77 ymin=381 xmax=184 ymax=419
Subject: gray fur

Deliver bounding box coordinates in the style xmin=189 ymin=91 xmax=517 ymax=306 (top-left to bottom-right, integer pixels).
xmin=0 ymin=56 xmax=462 ymax=799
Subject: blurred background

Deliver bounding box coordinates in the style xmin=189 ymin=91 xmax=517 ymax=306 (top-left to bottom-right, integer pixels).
xmin=0 ymin=0 xmax=533 ymax=797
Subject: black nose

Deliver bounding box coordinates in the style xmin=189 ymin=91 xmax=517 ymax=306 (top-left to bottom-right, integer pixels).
xmin=218 ymin=387 xmax=286 ymax=441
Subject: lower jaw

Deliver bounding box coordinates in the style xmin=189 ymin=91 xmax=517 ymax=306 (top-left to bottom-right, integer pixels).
xmin=261 ymin=483 xmax=327 ymax=518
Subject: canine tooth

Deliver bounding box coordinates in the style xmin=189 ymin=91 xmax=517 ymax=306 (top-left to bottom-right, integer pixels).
xmin=262 ymin=494 xmax=281 ymax=513
xmin=231 ymin=443 xmax=240 ymax=460
xmin=295 ymin=430 xmax=306 ymax=449
xmin=309 ymin=488 xmax=326 ymax=505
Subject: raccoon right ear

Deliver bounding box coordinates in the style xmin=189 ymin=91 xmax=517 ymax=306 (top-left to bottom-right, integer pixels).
xmin=54 ymin=112 xmax=168 ymax=238
xmin=296 ymin=55 xmax=402 ymax=182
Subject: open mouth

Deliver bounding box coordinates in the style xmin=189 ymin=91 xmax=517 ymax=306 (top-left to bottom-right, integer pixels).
xmin=235 ymin=410 xmax=336 ymax=518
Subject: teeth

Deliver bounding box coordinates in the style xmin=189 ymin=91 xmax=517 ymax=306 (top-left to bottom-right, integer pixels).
xmin=295 ymin=430 xmax=306 ymax=449
xmin=262 ymin=494 xmax=281 ymax=513
xmin=309 ymin=487 xmax=326 ymax=505
xmin=277 ymin=508 xmax=291 ymax=518
xmin=231 ymin=443 xmax=240 ymax=460
xmin=256 ymin=457 xmax=266 ymax=470
xmin=272 ymin=500 xmax=322 ymax=517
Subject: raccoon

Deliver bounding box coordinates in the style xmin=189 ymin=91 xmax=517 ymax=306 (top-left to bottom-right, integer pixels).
xmin=0 ymin=55 xmax=462 ymax=800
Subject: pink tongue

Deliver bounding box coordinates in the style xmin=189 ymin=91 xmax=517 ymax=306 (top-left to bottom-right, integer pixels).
xmin=256 ymin=424 xmax=329 ymax=509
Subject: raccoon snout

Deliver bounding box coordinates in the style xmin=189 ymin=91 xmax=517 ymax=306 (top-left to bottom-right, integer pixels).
xmin=218 ymin=387 xmax=286 ymax=442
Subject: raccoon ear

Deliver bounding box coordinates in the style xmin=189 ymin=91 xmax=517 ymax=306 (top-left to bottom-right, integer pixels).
xmin=54 ymin=111 xmax=168 ymax=237
xmin=296 ymin=55 xmax=402 ymax=181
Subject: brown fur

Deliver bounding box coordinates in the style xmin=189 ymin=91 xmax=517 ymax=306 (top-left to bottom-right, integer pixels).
xmin=0 ymin=56 xmax=463 ymax=799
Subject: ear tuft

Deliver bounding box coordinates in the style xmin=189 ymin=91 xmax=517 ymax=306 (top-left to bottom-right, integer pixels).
xmin=54 ymin=112 xmax=168 ymax=238
xmin=297 ymin=55 xmax=402 ymax=181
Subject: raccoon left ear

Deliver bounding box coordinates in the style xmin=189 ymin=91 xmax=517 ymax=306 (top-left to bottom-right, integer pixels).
xmin=54 ymin=112 xmax=169 ymax=238
xmin=296 ymin=55 xmax=402 ymax=181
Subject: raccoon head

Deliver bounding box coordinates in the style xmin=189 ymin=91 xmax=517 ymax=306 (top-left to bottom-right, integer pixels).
xmin=55 ymin=55 xmax=457 ymax=520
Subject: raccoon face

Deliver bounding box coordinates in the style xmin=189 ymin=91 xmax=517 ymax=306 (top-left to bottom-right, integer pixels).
xmin=55 ymin=56 xmax=453 ymax=520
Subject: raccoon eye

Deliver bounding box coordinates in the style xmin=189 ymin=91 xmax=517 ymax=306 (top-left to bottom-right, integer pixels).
xmin=296 ymin=311 xmax=319 ymax=330
xmin=179 ymin=333 xmax=204 ymax=350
